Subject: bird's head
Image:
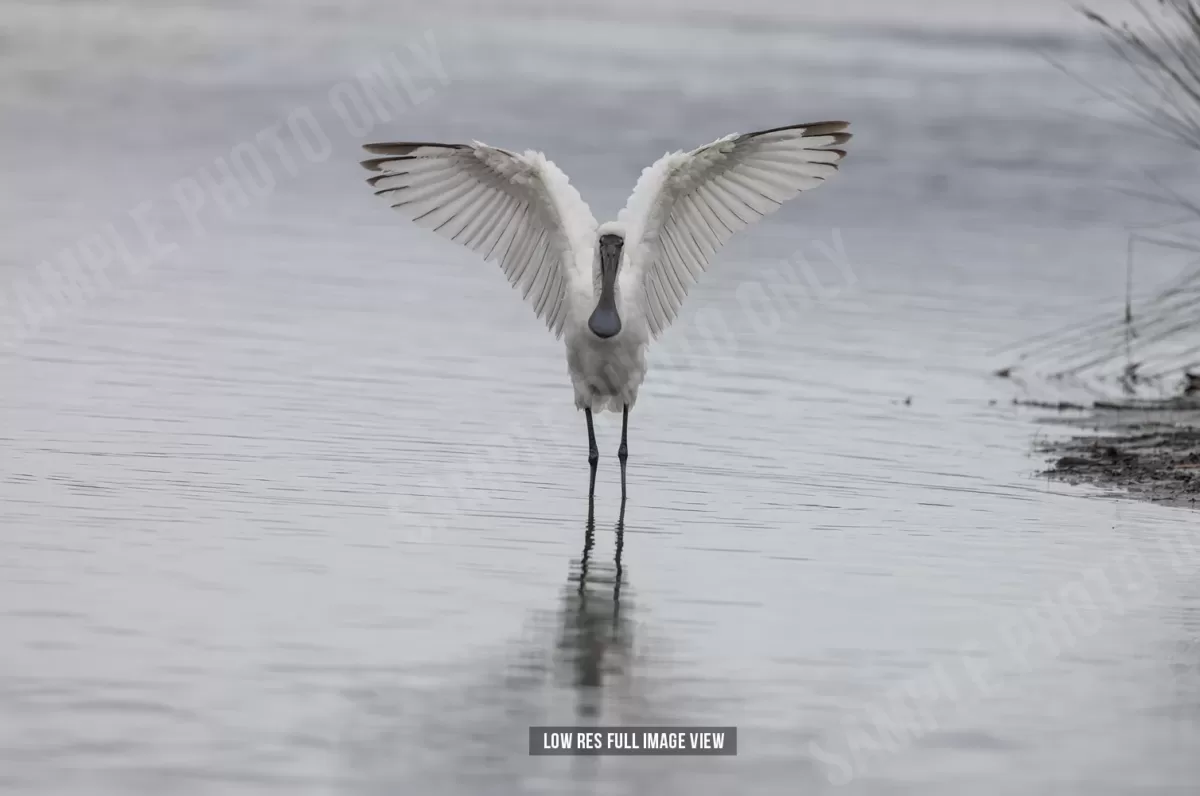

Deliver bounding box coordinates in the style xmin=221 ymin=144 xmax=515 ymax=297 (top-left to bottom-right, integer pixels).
xmin=595 ymin=223 xmax=626 ymax=275
xmin=596 ymin=222 xmax=626 ymax=258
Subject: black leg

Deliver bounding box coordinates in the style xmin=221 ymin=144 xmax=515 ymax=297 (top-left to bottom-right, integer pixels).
xmin=618 ymin=404 xmax=629 ymax=500
xmin=586 ymin=408 xmax=599 ymax=498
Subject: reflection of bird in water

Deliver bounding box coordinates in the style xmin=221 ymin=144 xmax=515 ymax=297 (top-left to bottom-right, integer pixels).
xmin=334 ymin=497 xmax=671 ymax=792
xmin=555 ymin=494 xmax=633 ymax=719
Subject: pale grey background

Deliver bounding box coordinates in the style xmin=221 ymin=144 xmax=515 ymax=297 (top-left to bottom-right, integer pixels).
xmin=1 ymin=1 xmax=1198 ymax=794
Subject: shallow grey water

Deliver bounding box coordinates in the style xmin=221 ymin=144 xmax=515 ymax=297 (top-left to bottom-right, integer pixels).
xmin=2 ymin=2 xmax=1200 ymax=794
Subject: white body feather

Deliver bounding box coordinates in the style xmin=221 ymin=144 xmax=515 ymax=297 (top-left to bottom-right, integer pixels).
xmin=360 ymin=122 xmax=850 ymax=413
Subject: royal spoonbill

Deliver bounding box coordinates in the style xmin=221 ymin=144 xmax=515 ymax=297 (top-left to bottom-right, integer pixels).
xmin=360 ymin=122 xmax=851 ymax=496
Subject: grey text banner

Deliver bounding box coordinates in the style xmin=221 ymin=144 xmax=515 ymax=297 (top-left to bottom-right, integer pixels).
xmin=528 ymin=726 xmax=738 ymax=756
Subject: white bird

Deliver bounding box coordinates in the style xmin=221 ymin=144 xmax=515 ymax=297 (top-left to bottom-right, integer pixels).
xmin=360 ymin=122 xmax=851 ymax=496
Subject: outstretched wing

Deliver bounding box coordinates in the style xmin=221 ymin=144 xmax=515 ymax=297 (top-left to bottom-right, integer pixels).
xmin=618 ymin=122 xmax=851 ymax=338
xmin=361 ymin=141 xmax=597 ymax=338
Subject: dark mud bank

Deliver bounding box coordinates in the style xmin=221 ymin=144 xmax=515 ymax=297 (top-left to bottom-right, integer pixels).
xmin=1035 ymin=400 xmax=1200 ymax=508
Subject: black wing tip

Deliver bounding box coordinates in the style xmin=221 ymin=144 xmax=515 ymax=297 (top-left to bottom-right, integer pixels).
xmin=749 ymin=121 xmax=852 ymax=139
xmin=803 ymin=120 xmax=851 ymax=135
xmin=360 ymin=142 xmax=469 ymax=169
xmin=361 ymin=142 xmax=471 ymax=172
xmin=366 ymin=170 xmax=411 ymax=185
xmin=363 ymin=141 xmax=468 ymax=154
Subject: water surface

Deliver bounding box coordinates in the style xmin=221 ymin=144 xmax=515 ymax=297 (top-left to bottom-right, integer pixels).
xmin=2 ymin=2 xmax=1198 ymax=794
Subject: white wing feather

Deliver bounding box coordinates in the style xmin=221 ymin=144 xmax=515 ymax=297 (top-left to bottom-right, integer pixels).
xmin=361 ymin=141 xmax=597 ymax=338
xmin=618 ymin=122 xmax=851 ymax=338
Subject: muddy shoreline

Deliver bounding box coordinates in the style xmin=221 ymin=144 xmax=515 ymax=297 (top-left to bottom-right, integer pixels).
xmin=1034 ymin=399 xmax=1200 ymax=509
